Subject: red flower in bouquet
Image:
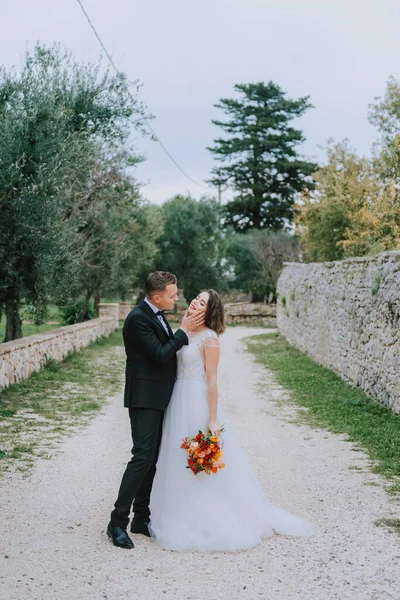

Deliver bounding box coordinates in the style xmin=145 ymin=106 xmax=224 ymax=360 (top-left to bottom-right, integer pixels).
xmin=180 ymin=427 xmax=225 ymax=475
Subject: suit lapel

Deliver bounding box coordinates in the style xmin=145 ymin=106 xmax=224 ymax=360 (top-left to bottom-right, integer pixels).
xmin=139 ymin=300 xmax=170 ymax=338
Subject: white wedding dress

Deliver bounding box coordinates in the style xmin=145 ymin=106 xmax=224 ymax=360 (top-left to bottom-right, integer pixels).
xmin=149 ymin=329 xmax=314 ymax=552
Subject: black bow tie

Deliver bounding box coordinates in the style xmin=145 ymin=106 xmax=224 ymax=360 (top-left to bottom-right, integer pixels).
xmin=156 ymin=310 xmax=163 ymax=316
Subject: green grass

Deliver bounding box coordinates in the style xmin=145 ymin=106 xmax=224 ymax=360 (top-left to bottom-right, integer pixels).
xmin=375 ymin=518 xmax=400 ymax=534
xmin=0 ymin=329 xmax=124 ymax=476
xmin=0 ymin=322 xmax=63 ymax=343
xmin=0 ymin=302 xmax=65 ymax=342
xmin=244 ymin=333 xmax=400 ymax=498
xmin=101 ymin=296 xmax=123 ymax=304
xmin=371 ymin=273 xmax=382 ymax=296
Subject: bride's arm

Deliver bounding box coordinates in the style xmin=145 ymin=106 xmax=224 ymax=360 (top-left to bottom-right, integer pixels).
xmin=203 ymin=337 xmax=221 ymax=436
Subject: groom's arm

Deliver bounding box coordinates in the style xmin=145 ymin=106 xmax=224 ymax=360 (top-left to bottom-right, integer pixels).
xmin=127 ymin=315 xmax=188 ymax=366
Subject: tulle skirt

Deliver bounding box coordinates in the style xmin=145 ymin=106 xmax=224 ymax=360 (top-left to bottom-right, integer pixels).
xmin=149 ymin=379 xmax=314 ymax=552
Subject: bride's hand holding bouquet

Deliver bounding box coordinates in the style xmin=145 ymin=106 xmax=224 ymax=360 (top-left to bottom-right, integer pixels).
xmin=180 ymin=424 xmax=225 ymax=476
xmin=207 ymin=420 xmax=221 ymax=436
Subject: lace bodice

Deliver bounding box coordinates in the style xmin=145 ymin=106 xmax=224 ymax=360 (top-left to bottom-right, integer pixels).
xmin=176 ymin=329 xmax=219 ymax=382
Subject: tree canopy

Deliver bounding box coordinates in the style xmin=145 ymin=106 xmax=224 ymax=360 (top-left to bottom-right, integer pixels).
xmin=3 ymin=55 xmax=400 ymax=343
xmin=295 ymin=139 xmax=400 ymax=262
xmin=0 ymin=44 xmax=150 ymax=340
xmin=226 ymin=230 xmax=298 ymax=301
xmin=208 ymin=82 xmax=316 ymax=232
xmin=156 ymin=195 xmax=225 ymax=302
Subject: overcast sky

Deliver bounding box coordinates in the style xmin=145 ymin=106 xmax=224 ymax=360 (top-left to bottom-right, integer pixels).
xmin=2 ymin=0 xmax=400 ymax=204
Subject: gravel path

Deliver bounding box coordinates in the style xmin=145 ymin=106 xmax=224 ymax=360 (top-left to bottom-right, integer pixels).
xmin=1 ymin=327 xmax=399 ymax=600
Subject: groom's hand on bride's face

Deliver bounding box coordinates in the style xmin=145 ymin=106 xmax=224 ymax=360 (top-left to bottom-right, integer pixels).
xmin=180 ymin=309 xmax=205 ymax=333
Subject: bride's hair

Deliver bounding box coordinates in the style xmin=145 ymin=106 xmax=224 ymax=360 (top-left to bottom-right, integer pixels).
xmin=203 ymin=289 xmax=226 ymax=335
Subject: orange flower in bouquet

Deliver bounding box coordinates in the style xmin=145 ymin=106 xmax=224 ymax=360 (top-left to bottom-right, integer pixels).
xmin=180 ymin=428 xmax=225 ymax=475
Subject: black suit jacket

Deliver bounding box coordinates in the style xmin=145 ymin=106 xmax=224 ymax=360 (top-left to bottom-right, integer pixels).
xmin=123 ymin=300 xmax=188 ymax=410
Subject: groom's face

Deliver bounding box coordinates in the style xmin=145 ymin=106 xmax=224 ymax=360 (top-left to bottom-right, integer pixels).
xmin=151 ymin=284 xmax=179 ymax=311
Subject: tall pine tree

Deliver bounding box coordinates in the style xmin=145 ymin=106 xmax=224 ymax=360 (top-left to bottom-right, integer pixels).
xmin=208 ymin=82 xmax=316 ymax=231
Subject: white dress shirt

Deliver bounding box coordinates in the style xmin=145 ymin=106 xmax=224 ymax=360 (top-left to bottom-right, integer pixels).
xmin=144 ymin=297 xmax=170 ymax=335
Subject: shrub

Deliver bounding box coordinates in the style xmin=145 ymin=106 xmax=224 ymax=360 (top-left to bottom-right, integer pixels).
xmin=60 ymin=299 xmax=96 ymax=325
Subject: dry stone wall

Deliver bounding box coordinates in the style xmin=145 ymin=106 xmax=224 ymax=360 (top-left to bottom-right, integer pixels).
xmin=0 ymin=316 xmax=116 ymax=390
xmin=98 ymin=303 xmax=120 ymax=327
xmin=224 ymin=302 xmax=276 ymax=327
xmin=164 ymin=302 xmax=277 ymax=326
xmin=277 ymin=251 xmax=400 ymax=413
xmin=119 ymin=302 xmax=133 ymax=321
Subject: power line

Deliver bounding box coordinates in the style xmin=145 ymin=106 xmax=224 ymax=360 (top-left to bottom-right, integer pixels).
xmin=76 ymin=0 xmax=208 ymax=190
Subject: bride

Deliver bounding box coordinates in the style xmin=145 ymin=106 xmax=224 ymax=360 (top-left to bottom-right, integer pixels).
xmin=149 ymin=289 xmax=314 ymax=551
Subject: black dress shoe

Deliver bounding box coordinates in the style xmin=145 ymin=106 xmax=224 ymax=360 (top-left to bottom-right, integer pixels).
xmin=107 ymin=523 xmax=134 ymax=549
xmin=130 ymin=520 xmax=151 ymax=537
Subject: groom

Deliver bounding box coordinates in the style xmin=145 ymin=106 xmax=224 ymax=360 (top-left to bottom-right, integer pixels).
xmin=107 ymin=271 xmax=204 ymax=549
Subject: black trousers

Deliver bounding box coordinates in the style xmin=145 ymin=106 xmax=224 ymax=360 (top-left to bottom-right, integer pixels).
xmin=110 ymin=408 xmax=164 ymax=529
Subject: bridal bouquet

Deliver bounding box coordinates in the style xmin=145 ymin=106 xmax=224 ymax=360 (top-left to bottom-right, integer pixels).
xmin=180 ymin=428 xmax=225 ymax=475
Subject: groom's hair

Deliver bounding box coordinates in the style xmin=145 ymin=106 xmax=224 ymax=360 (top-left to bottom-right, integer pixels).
xmin=144 ymin=271 xmax=177 ymax=297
